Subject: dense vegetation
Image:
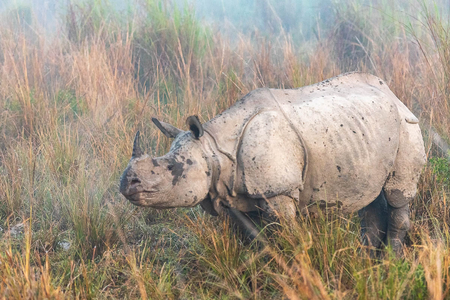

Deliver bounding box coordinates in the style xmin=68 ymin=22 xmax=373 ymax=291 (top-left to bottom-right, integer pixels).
xmin=0 ymin=0 xmax=448 ymax=298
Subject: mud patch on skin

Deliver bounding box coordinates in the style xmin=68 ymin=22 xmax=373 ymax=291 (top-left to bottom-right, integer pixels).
xmin=171 ymin=161 xmax=185 ymax=186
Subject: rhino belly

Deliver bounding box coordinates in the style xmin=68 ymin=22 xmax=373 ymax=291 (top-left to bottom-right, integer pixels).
xmin=290 ymin=94 xmax=401 ymax=213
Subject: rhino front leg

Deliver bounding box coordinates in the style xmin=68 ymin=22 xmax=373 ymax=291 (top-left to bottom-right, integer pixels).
xmin=259 ymin=195 xmax=297 ymax=222
xmin=358 ymin=191 xmax=388 ymax=251
xmin=226 ymin=207 xmax=261 ymax=240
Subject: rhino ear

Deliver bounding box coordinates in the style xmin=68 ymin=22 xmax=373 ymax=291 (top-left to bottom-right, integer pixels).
xmin=151 ymin=118 xmax=182 ymax=138
xmin=186 ymin=116 xmax=203 ymax=139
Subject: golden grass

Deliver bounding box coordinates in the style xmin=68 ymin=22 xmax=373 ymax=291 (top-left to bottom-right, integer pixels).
xmin=0 ymin=0 xmax=448 ymax=298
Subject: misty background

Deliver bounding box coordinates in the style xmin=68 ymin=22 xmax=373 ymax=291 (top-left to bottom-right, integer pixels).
xmin=3 ymin=0 xmax=446 ymax=43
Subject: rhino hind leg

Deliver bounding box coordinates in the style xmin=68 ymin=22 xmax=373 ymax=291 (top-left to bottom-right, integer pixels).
xmin=358 ymin=191 xmax=388 ymax=251
xmin=383 ymin=123 xmax=425 ymax=255
xmin=383 ymin=174 xmax=416 ymax=256
xmin=385 ymin=202 xmax=410 ymax=255
xmin=384 ymin=171 xmax=419 ymax=255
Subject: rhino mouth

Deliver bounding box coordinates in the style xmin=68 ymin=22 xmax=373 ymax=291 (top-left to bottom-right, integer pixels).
xmin=127 ymin=192 xmax=173 ymax=209
xmin=125 ymin=191 xmax=155 ymax=203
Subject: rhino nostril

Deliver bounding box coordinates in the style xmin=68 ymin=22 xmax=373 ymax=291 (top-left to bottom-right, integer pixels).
xmin=130 ymin=178 xmax=141 ymax=188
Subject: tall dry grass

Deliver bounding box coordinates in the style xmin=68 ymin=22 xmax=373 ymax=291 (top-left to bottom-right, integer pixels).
xmin=0 ymin=0 xmax=448 ymax=298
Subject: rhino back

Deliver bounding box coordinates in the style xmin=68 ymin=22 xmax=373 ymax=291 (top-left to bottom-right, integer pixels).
xmin=272 ymin=74 xmax=403 ymax=212
xmin=204 ymin=73 xmax=410 ymax=212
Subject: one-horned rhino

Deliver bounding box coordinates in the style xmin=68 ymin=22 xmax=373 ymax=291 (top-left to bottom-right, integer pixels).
xmin=120 ymin=72 xmax=426 ymax=253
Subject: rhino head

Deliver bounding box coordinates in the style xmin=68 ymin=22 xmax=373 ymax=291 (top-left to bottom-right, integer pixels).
xmin=119 ymin=116 xmax=212 ymax=208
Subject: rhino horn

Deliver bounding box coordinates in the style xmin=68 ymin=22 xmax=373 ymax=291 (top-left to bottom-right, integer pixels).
xmin=132 ymin=131 xmax=143 ymax=158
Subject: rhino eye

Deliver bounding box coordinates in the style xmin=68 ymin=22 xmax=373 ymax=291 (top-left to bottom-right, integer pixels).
xmin=167 ymin=165 xmax=174 ymax=171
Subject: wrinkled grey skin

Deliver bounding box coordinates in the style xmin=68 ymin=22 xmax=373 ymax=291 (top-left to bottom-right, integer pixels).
xmin=120 ymin=73 xmax=426 ymax=254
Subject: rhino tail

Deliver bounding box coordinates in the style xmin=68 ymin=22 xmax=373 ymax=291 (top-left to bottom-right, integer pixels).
xmin=394 ymin=99 xmax=419 ymax=124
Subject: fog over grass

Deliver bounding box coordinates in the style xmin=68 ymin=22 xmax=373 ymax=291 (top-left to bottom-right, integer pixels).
xmin=7 ymin=0 xmax=448 ymax=39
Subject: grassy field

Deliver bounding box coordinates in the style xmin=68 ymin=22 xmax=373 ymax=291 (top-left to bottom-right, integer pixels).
xmin=0 ymin=0 xmax=449 ymax=298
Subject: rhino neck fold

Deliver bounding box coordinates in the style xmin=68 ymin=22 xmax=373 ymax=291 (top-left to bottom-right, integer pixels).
xmin=201 ymin=131 xmax=221 ymax=201
xmin=203 ymin=108 xmax=267 ymax=200
xmin=267 ymin=88 xmax=308 ymax=189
